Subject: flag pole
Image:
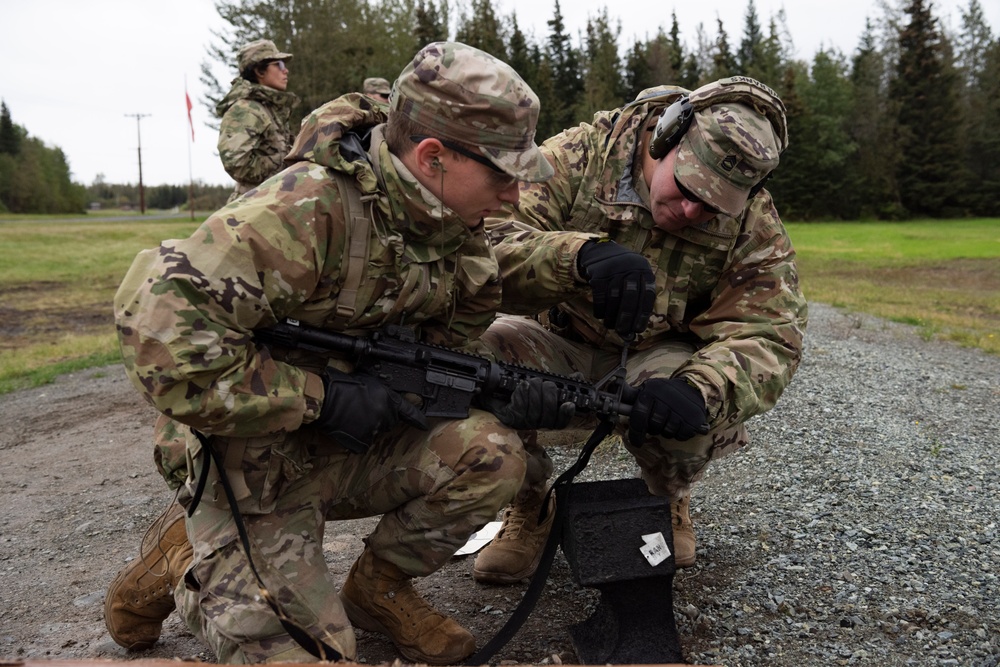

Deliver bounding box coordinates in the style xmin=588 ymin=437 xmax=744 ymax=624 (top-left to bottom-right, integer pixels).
xmin=185 ymin=76 xmax=195 ymax=221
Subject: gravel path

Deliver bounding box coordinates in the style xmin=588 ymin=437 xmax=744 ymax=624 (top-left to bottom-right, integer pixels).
xmin=2 ymin=301 xmax=997 ymax=666
xmin=554 ymin=301 xmax=1000 ymax=666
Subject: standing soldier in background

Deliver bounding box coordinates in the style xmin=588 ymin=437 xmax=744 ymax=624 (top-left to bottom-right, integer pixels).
xmin=362 ymin=77 xmax=392 ymax=103
xmin=474 ymin=77 xmax=808 ymax=584
xmin=216 ymin=38 xmax=298 ymax=203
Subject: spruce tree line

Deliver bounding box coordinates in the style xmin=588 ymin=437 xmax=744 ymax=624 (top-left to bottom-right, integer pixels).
xmin=201 ymin=0 xmax=1000 ymax=221
xmin=0 ymin=101 xmax=88 ymax=214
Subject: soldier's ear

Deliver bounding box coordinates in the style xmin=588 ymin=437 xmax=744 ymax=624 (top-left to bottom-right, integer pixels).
xmin=411 ymin=137 xmax=446 ymax=177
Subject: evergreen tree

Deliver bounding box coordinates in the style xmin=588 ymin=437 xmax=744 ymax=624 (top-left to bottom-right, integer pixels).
xmin=542 ymin=0 xmax=584 ymax=135
xmin=0 ymin=101 xmax=21 ymax=156
xmin=0 ymin=130 xmax=86 ymax=214
xmin=848 ymin=21 xmax=900 ymax=219
xmin=975 ymin=40 xmax=1000 ymax=216
xmin=890 ymin=0 xmax=966 ymax=217
xmin=800 ymin=50 xmax=857 ymax=219
xmin=954 ymin=0 xmax=992 ymax=84
xmin=642 ymin=30 xmax=676 ymax=90
xmin=667 ymin=13 xmax=689 ymax=86
xmin=455 ymin=0 xmax=507 ymax=61
xmin=737 ymin=0 xmax=765 ymax=77
xmin=623 ymin=40 xmax=653 ymax=100
xmin=756 ymin=17 xmax=787 ymax=87
xmin=710 ymin=18 xmax=738 ymax=80
xmin=532 ymin=54 xmax=561 ymax=141
xmin=580 ymin=8 xmax=626 ymax=114
xmin=766 ymin=64 xmax=809 ymax=219
xmin=665 ymin=14 xmax=698 ymax=89
xmin=415 ymin=0 xmax=449 ymax=51
xmin=955 ymin=0 xmax=999 ymax=214
xmin=689 ymin=22 xmax=715 ymax=84
xmin=508 ymin=16 xmax=539 ymax=94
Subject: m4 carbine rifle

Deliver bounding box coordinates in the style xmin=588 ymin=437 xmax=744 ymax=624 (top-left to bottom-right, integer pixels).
xmin=254 ymin=319 xmax=637 ymax=422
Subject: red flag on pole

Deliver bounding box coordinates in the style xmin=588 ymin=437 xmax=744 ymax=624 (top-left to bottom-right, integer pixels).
xmin=185 ymin=90 xmax=195 ymax=142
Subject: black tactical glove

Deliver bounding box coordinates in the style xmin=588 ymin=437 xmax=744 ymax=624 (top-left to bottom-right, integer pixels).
xmin=577 ymin=239 xmax=656 ymax=337
xmin=314 ymin=368 xmax=428 ymax=453
xmin=627 ymin=377 xmax=710 ymax=447
xmin=492 ymin=377 xmax=576 ymax=430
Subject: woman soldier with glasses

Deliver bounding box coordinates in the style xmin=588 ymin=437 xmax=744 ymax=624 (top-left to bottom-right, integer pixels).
xmin=216 ymin=39 xmax=299 ymax=203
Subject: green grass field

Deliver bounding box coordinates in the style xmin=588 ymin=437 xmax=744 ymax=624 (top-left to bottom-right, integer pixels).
xmin=0 ymin=215 xmax=203 ymax=394
xmin=786 ymin=219 xmax=999 ymax=353
xmin=1 ymin=215 xmax=997 ymax=394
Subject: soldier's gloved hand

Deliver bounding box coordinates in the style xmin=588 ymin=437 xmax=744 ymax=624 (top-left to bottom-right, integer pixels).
xmin=628 ymin=377 xmax=709 ymax=447
xmin=493 ymin=377 xmax=576 ymax=430
xmin=314 ymin=368 xmax=428 ymax=453
xmin=577 ymin=239 xmax=656 ymax=337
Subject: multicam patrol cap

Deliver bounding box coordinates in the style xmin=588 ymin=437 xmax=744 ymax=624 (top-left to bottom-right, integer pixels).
xmin=363 ymin=77 xmax=392 ymax=96
xmin=390 ymin=41 xmax=553 ymax=183
xmin=237 ymin=39 xmax=294 ymax=74
xmin=674 ymin=77 xmax=786 ymax=218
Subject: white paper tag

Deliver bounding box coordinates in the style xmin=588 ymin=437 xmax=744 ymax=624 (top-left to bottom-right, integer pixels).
xmin=453 ymin=521 xmax=503 ymax=556
xmin=640 ymin=531 xmax=671 ymax=566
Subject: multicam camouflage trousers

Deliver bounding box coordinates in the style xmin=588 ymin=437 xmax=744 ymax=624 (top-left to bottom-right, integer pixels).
xmin=480 ymin=315 xmax=748 ymax=503
xmin=172 ymin=409 xmax=525 ymax=663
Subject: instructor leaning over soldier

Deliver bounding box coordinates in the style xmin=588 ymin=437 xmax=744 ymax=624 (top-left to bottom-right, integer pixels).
xmin=103 ymin=41 xmax=656 ymax=664
xmin=473 ymin=76 xmax=808 ymax=584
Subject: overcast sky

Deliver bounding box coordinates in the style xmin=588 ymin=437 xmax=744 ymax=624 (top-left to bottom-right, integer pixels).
xmin=2 ymin=0 xmax=994 ymax=188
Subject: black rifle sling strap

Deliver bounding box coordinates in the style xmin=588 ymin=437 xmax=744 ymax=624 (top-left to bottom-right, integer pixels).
xmin=466 ymin=418 xmax=617 ymax=665
xmin=188 ymin=431 xmax=345 ymax=662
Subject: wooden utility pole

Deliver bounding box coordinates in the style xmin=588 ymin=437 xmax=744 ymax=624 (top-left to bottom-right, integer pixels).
xmin=124 ymin=113 xmax=150 ymax=214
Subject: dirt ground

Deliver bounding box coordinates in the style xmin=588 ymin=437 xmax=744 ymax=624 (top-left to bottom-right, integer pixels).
xmin=0 ymin=364 xmax=682 ymax=665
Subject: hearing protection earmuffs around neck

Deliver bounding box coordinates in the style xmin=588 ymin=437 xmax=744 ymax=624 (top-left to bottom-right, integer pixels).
xmin=648 ymin=76 xmax=788 ymax=200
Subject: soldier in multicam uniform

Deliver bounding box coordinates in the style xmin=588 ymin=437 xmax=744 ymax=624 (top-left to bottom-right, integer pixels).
xmin=471 ymin=77 xmax=809 ymax=584
xmin=216 ymin=39 xmax=299 ymax=203
xmin=362 ymin=76 xmax=392 ymax=102
xmin=102 ymin=42 xmax=655 ymax=664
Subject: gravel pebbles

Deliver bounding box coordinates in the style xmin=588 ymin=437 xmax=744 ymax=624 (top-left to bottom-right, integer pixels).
xmin=549 ymin=302 xmax=1000 ymax=666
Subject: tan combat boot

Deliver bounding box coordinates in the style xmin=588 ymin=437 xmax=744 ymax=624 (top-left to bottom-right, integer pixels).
xmin=671 ymin=495 xmax=696 ymax=568
xmin=472 ymin=493 xmax=554 ymax=584
xmin=340 ymin=548 xmax=476 ymax=665
xmin=104 ymin=501 xmax=194 ymax=650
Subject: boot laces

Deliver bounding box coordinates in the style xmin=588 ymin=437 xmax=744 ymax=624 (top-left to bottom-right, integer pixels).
xmin=136 ymin=499 xmax=184 ymax=580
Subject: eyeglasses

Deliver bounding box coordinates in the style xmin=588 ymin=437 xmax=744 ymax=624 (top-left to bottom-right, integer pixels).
xmin=674 ymin=176 xmax=719 ymax=215
xmin=411 ymin=135 xmax=517 ymax=188
xmin=410 ymin=135 xmax=505 ymax=174
xmin=268 ymin=60 xmax=288 ymax=72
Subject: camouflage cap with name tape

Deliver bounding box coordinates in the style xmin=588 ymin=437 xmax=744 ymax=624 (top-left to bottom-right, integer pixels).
xmin=390 ymin=41 xmax=553 ymax=183
xmin=674 ymin=76 xmax=786 ymax=217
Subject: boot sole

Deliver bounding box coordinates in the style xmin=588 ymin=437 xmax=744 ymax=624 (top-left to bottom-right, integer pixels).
xmin=472 ymin=549 xmax=544 ymax=585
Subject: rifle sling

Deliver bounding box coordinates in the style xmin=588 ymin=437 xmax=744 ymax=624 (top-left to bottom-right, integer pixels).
xmin=465 ymin=418 xmax=616 ymax=665
xmin=184 ymin=417 xmax=616 ymax=664
xmin=188 ymin=431 xmax=345 ymax=662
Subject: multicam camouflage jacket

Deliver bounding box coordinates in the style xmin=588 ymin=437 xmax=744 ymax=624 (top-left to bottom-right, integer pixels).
xmin=215 ymin=78 xmax=299 ymax=201
xmin=488 ymin=85 xmax=808 ymax=430
xmin=116 ymin=93 xmax=504 ymax=448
